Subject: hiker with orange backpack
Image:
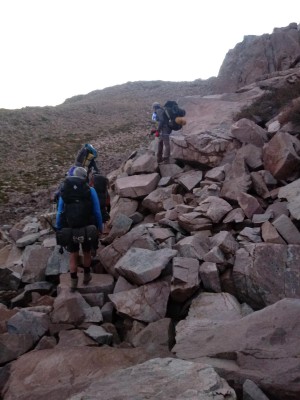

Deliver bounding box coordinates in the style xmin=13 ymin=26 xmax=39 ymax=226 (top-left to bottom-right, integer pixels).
xmin=152 ymin=101 xmax=186 ymax=164
xmin=152 ymin=102 xmax=172 ymax=164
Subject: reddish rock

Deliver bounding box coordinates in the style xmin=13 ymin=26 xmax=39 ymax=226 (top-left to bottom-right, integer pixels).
xmin=263 ymin=131 xmax=300 ymax=180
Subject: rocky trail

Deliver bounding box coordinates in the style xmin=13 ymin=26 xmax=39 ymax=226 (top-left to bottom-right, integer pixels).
xmin=1 ymin=23 xmax=300 ymax=400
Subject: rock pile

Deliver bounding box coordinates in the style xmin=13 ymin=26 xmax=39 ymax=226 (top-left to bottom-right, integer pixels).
xmin=2 ymin=76 xmax=300 ymax=399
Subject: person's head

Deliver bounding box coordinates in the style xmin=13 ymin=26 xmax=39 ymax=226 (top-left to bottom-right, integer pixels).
xmin=73 ymin=166 xmax=88 ymax=179
xmin=152 ymin=102 xmax=161 ymax=111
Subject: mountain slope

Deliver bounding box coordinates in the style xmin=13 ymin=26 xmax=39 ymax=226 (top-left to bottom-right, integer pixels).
xmin=0 ymin=79 xmax=218 ymax=206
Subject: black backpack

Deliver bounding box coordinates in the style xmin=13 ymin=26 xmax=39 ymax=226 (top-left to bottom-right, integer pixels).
xmin=60 ymin=176 xmax=93 ymax=228
xmin=92 ymin=174 xmax=111 ymax=222
xmin=163 ymin=101 xmax=186 ymax=131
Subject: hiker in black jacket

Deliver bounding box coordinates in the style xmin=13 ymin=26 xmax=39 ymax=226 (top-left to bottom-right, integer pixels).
xmin=152 ymin=102 xmax=172 ymax=164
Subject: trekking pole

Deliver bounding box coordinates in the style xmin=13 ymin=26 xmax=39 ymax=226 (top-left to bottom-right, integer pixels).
xmin=43 ymin=216 xmax=57 ymax=232
xmin=43 ymin=216 xmax=64 ymax=254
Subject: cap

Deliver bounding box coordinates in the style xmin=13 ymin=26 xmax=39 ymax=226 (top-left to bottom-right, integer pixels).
xmin=73 ymin=167 xmax=88 ymax=179
xmin=67 ymin=166 xmax=76 ymax=176
xmin=152 ymin=102 xmax=161 ymax=110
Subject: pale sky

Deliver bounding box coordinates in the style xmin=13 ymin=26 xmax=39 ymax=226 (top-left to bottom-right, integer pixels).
xmin=0 ymin=0 xmax=299 ymax=109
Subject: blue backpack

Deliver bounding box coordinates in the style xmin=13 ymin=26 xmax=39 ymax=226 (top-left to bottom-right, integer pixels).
xmin=75 ymin=144 xmax=98 ymax=170
xmin=85 ymin=143 xmax=97 ymax=158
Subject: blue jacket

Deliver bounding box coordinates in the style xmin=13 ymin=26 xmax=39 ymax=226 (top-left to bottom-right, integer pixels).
xmin=56 ymin=187 xmax=103 ymax=231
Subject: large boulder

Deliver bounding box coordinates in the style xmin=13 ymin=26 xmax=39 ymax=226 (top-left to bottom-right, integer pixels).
xmin=262 ymin=131 xmax=300 ymax=180
xmin=233 ymin=243 xmax=300 ymax=309
xmin=69 ymin=358 xmax=236 ymax=400
xmin=1 ymin=346 xmax=173 ymax=400
xmin=173 ymin=298 xmax=300 ymax=400
xmin=114 ymin=247 xmax=177 ymax=285
xmin=109 ymin=280 xmax=170 ymax=323
xmin=115 ymin=173 xmax=160 ymax=198
xmin=231 ymin=118 xmax=268 ymax=147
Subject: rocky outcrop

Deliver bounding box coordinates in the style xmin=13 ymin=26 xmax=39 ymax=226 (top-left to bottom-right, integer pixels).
xmin=218 ymin=23 xmax=300 ymax=92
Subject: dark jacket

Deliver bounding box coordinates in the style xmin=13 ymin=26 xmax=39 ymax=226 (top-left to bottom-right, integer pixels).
xmin=156 ymin=107 xmax=172 ymax=136
xmin=75 ymin=147 xmax=99 ymax=173
xmin=90 ymin=174 xmax=111 ymax=223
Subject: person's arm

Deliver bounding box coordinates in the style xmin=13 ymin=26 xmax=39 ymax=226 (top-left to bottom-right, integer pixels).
xmin=90 ymin=187 xmax=103 ymax=232
xmin=90 ymin=158 xmax=99 ymax=173
xmin=75 ymin=147 xmax=86 ymax=166
xmin=156 ymin=108 xmax=165 ymax=132
xmin=55 ymin=197 xmax=65 ymax=230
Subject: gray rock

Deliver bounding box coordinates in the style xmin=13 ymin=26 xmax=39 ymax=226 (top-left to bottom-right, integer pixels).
xmin=69 ymin=357 xmax=236 ymax=400
xmin=109 ymin=280 xmax=170 ymax=323
xmin=84 ymin=325 xmax=112 ymax=345
xmin=115 ymin=247 xmax=177 ymax=285
xmin=243 ymin=379 xmax=270 ymax=400
xmin=7 ymin=309 xmax=50 ymax=343
xmin=16 ymin=233 xmax=40 ymax=248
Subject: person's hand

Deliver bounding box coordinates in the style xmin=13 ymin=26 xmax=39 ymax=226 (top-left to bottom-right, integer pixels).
xmin=148 ymin=128 xmax=156 ymax=137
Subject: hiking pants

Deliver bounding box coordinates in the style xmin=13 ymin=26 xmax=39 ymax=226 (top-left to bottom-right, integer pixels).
xmin=157 ymin=135 xmax=170 ymax=162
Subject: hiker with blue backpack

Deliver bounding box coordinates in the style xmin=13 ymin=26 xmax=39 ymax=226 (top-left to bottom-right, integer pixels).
xmin=55 ymin=166 xmax=103 ymax=292
xmin=75 ymin=143 xmax=99 ymax=177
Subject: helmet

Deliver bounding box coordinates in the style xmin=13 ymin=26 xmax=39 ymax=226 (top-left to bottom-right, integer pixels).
xmin=152 ymin=102 xmax=161 ymax=110
xmin=73 ymin=167 xmax=88 ymax=179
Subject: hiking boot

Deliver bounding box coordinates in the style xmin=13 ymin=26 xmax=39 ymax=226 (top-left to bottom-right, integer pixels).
xmin=70 ymin=277 xmax=78 ymax=292
xmin=83 ymin=273 xmax=92 ymax=285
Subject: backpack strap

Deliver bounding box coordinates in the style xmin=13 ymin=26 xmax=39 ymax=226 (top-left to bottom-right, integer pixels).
xmin=164 ymin=107 xmax=172 ymax=123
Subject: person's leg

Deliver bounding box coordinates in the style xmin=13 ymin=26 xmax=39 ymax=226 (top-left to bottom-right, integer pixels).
xmin=162 ymin=136 xmax=170 ymax=162
xmin=69 ymin=247 xmax=79 ymax=292
xmin=83 ymin=250 xmax=92 ymax=269
xmin=157 ymin=137 xmax=163 ymax=163
xmin=82 ymin=243 xmax=92 ymax=284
